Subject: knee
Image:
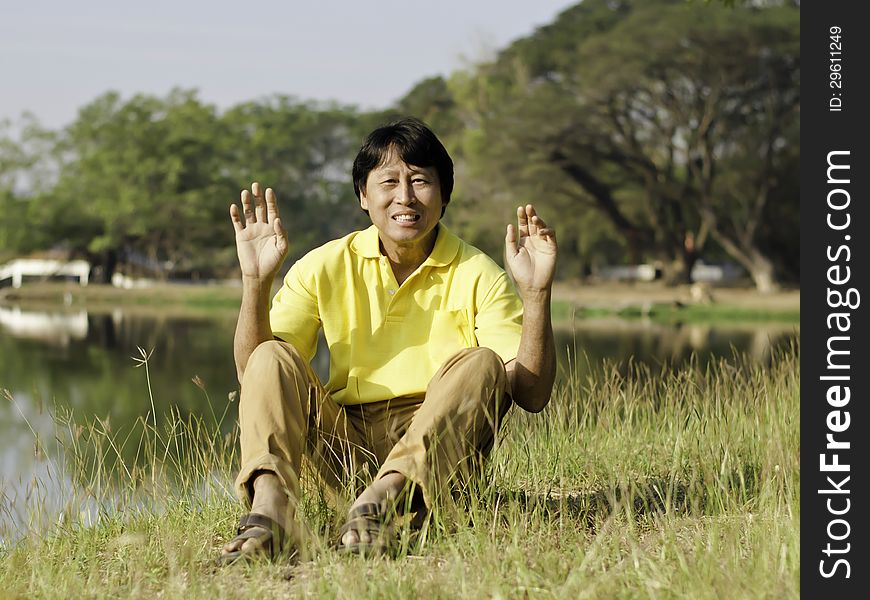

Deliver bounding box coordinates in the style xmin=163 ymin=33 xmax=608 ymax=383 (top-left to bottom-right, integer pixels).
xmin=456 ymin=348 xmax=511 ymax=428
xmin=444 ymin=347 xmax=508 ymax=405
xmin=243 ymin=340 xmax=306 ymax=383
xmin=250 ymin=339 xmax=303 ymax=363
xmin=239 ymin=340 xmax=311 ymax=416
xmin=461 ymin=347 xmax=506 ymax=386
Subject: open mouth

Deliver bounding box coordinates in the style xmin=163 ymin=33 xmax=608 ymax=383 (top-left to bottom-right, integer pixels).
xmin=392 ymin=214 xmax=421 ymax=223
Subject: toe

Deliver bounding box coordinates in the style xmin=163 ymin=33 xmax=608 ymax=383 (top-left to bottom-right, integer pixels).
xmin=341 ymin=529 xmax=359 ymax=547
xmin=241 ymin=535 xmax=266 ymax=555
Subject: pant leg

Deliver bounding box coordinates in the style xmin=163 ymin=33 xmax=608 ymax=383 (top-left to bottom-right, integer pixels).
xmin=375 ymin=347 xmax=511 ymax=509
xmin=234 ymin=340 xmax=371 ymax=506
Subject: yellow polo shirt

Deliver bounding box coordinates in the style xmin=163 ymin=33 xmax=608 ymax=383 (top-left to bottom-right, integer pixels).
xmin=269 ymin=223 xmax=523 ymax=405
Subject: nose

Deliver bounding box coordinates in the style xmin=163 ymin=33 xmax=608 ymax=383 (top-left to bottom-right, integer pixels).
xmin=395 ymin=180 xmax=416 ymax=205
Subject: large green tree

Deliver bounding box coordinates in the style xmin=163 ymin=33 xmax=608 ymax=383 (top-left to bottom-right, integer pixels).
xmin=452 ymin=0 xmax=799 ymax=290
xmin=0 ymin=115 xmax=63 ymax=261
xmin=219 ymin=96 xmax=368 ymax=265
xmin=36 ymin=90 xmax=231 ymax=281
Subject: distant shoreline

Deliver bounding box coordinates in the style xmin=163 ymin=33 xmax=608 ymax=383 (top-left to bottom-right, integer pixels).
xmin=0 ymin=281 xmax=800 ymax=323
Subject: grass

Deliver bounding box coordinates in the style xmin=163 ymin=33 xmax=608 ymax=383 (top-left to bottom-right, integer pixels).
xmin=3 ymin=282 xmax=800 ymax=324
xmin=0 ymin=343 xmax=800 ymax=599
xmin=551 ymin=299 xmax=800 ymax=324
xmin=0 ymin=282 xmax=244 ymax=311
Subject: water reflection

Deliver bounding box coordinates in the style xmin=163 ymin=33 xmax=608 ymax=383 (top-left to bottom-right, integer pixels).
xmin=1 ymin=306 xmax=242 ymax=542
xmin=553 ymin=317 xmax=798 ymax=379
xmin=0 ymin=305 xmax=88 ymax=345
xmin=0 ymin=305 xmax=798 ymax=541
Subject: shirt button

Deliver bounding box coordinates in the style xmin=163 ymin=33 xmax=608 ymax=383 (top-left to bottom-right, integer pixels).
xmin=388 ymin=289 xmax=396 ymax=295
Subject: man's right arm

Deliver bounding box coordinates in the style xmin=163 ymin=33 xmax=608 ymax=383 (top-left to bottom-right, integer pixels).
xmin=233 ymin=276 xmax=277 ymax=383
xmin=230 ymin=182 xmax=289 ymax=383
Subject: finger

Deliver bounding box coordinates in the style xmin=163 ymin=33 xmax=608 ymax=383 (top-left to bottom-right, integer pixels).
xmin=265 ymin=187 xmax=280 ymax=222
xmin=229 ymin=203 xmax=244 ymax=233
xmin=537 ymin=227 xmax=557 ymax=244
xmin=241 ymin=189 xmax=256 ymax=223
xmin=525 ymin=204 xmax=538 ymax=236
xmin=531 ymin=214 xmax=548 ymax=231
xmin=517 ymin=206 xmax=529 ymax=237
xmin=274 ymin=217 xmax=288 ymax=255
xmin=252 ymin=182 xmax=267 ymax=223
xmin=532 ymin=216 xmax=554 ymax=243
xmin=505 ymin=223 xmax=519 ymax=258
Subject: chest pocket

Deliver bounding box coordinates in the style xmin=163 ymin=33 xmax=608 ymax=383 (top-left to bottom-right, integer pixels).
xmin=429 ymin=308 xmax=475 ymax=367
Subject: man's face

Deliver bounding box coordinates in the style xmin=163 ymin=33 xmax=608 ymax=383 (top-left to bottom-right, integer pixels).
xmin=359 ymin=150 xmax=444 ymax=252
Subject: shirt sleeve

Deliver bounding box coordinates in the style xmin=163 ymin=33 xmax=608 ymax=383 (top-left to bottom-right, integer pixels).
xmin=269 ymin=257 xmax=322 ymax=363
xmin=474 ymin=271 xmax=523 ymax=364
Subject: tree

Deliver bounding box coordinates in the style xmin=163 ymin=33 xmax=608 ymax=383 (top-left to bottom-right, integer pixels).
xmin=0 ymin=115 xmax=70 ymax=262
xmin=220 ymin=96 xmax=368 ymax=266
xmin=453 ymin=0 xmax=799 ymax=290
xmin=42 ymin=90 xmax=230 ymax=281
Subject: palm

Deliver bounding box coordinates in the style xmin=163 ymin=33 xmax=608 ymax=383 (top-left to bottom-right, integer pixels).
xmin=505 ymin=205 xmax=557 ymax=297
xmin=230 ymin=183 xmax=289 ymax=280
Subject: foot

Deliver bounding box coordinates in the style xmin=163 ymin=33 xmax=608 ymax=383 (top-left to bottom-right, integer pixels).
xmin=222 ymin=472 xmax=292 ymax=558
xmin=340 ymin=472 xmax=408 ymax=548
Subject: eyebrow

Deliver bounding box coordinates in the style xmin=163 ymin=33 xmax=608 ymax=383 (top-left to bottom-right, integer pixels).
xmin=374 ymin=166 xmax=432 ymax=176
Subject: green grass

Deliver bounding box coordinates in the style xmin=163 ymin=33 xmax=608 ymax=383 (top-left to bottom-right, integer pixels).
xmin=0 ymin=282 xmax=244 ymax=311
xmin=552 ymin=299 xmax=800 ymax=324
xmin=1 ymin=344 xmax=800 ymax=599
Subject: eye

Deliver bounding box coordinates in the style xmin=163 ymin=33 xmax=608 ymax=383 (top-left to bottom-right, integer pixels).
xmin=412 ymin=178 xmax=429 ymax=185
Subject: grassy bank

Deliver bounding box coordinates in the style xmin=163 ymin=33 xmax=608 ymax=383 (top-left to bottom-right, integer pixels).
xmin=551 ymin=300 xmax=800 ymax=324
xmin=550 ymin=282 xmax=800 ymax=324
xmin=2 ymin=281 xmax=799 ymax=325
xmin=0 ymin=282 xmax=243 ymax=314
xmin=0 ymin=343 xmax=800 ymax=598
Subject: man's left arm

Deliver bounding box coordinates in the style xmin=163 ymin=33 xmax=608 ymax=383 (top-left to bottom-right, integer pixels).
xmin=503 ymin=204 xmax=558 ymax=413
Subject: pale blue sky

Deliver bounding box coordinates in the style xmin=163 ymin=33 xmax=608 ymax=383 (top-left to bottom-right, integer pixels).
xmin=1 ymin=0 xmax=577 ymax=129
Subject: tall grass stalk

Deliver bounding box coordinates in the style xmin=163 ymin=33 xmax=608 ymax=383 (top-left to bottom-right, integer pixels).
xmin=1 ymin=343 xmax=800 ymax=598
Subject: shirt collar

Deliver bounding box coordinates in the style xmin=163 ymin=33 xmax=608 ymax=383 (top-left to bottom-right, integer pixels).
xmin=350 ymin=223 xmax=461 ymax=267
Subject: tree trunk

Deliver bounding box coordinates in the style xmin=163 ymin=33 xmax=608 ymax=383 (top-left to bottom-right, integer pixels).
xmin=661 ymin=251 xmax=699 ymax=286
xmin=708 ymin=228 xmax=779 ymax=294
xmin=101 ymin=249 xmax=117 ymax=284
xmin=87 ymin=249 xmax=118 ymax=285
xmin=748 ymin=252 xmax=778 ymax=294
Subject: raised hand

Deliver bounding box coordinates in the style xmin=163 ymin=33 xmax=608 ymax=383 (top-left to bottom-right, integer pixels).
xmin=505 ymin=204 xmax=557 ymax=300
xmin=230 ymin=182 xmax=289 ymax=281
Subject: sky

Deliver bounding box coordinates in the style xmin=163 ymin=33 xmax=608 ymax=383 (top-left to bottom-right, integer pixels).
xmin=1 ymin=0 xmax=578 ymax=130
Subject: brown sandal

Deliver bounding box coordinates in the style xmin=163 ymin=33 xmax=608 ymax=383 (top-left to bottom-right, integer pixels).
xmin=219 ymin=512 xmax=295 ymax=565
xmin=336 ymin=502 xmax=395 ymax=556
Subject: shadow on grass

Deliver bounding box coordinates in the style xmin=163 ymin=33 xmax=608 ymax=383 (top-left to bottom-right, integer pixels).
xmin=480 ymin=465 xmax=761 ymax=531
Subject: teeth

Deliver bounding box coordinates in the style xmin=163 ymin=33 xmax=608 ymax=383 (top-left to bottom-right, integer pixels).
xmin=394 ymin=215 xmax=417 ymax=222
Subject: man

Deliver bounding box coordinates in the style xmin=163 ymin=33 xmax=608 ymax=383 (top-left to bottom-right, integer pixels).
xmin=220 ymin=118 xmax=556 ymax=562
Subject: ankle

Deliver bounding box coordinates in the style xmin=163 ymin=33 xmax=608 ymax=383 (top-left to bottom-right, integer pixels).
xmin=250 ymin=472 xmax=287 ymax=507
xmin=252 ymin=471 xmax=280 ymax=492
xmin=350 ymin=472 xmax=408 ymax=512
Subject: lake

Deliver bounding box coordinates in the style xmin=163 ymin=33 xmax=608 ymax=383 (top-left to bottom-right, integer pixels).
xmin=0 ymin=304 xmax=798 ymax=541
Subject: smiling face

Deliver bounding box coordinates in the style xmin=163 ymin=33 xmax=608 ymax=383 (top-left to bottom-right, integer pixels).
xmin=359 ymin=149 xmax=444 ymax=258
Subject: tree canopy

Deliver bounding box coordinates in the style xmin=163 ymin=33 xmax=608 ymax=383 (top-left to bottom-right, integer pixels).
xmin=0 ymin=0 xmax=799 ymax=291
xmin=446 ymin=0 xmax=799 ymax=290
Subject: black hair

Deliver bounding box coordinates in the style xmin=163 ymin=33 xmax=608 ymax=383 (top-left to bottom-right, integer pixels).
xmin=351 ymin=117 xmax=454 ymax=217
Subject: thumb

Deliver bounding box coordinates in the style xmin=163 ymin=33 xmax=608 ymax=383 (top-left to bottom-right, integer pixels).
xmin=274 ymin=217 xmax=288 ymax=254
xmin=505 ymin=223 xmax=519 ymax=258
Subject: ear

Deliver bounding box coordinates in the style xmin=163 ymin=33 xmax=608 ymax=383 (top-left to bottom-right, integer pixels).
xmin=359 ymin=188 xmax=369 ymax=211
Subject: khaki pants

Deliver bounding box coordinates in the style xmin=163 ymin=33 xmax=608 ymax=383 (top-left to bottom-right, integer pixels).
xmin=234 ymin=340 xmax=510 ymax=510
